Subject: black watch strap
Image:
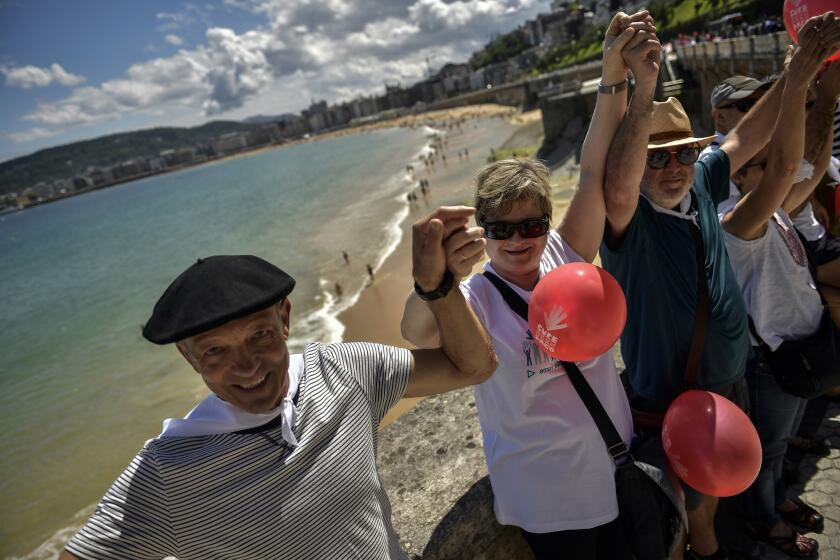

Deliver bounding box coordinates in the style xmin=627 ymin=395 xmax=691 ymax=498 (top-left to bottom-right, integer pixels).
xmin=414 ymin=270 xmax=454 ymax=301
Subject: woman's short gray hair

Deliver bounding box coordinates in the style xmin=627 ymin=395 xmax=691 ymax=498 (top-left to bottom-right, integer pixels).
xmin=474 ymin=159 xmax=552 ymax=224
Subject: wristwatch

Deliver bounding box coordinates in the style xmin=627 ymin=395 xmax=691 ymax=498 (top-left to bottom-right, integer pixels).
xmin=414 ymin=270 xmax=454 ymax=301
xmin=598 ymin=80 xmax=628 ymax=95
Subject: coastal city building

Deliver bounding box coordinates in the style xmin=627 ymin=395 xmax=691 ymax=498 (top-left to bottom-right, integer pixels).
xmin=1 ymin=0 xmax=786 ymax=212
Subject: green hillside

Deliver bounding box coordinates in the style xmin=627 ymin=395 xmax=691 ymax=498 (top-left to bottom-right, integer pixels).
xmin=0 ymin=120 xmax=260 ymax=195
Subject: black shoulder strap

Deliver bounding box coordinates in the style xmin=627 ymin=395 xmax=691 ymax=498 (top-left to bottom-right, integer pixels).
xmin=794 ymin=226 xmax=829 ymax=307
xmin=482 ymin=271 xmax=630 ymax=466
xmin=746 ymin=314 xmax=768 ymax=348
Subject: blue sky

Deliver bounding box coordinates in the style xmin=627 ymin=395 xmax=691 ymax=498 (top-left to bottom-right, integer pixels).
xmin=0 ymin=0 xmax=550 ymax=163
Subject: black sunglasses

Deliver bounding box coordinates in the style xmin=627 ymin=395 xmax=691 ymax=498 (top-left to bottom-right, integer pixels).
xmin=718 ymin=99 xmax=756 ymax=112
xmin=480 ymin=216 xmax=550 ymax=240
xmin=646 ymin=147 xmax=700 ymax=170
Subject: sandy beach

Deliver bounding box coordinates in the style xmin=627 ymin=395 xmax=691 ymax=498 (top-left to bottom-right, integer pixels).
xmin=338 ymin=109 xmax=581 ymax=427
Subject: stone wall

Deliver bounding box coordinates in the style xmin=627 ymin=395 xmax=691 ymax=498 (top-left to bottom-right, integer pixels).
xmin=427 ymin=81 xmax=528 ymax=112
xmin=378 ymin=388 xmax=534 ymax=559
xmin=535 ymin=32 xmax=791 ymax=151
xmin=672 ymin=32 xmax=790 ymax=132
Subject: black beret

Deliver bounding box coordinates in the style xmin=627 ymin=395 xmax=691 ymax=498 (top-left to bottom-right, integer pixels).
xmin=142 ymin=255 xmax=295 ymax=344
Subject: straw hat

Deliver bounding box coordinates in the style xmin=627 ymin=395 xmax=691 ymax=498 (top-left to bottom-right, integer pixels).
xmin=648 ymin=97 xmax=716 ymax=149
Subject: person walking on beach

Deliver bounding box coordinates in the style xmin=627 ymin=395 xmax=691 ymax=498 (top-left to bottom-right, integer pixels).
xmin=342 ymin=250 xmax=350 ymax=265
xmin=599 ymin=12 xmax=840 ymax=559
xmin=366 ymin=263 xmax=375 ymax=282
xmin=59 ymin=225 xmax=497 ymax=559
xmin=402 ymin=12 xmax=666 ymax=559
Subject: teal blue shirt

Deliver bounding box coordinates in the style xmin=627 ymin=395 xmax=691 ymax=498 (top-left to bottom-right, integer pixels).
xmin=600 ymin=149 xmax=749 ymax=410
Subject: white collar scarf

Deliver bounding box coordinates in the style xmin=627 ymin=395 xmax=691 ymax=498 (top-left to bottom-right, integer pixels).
xmin=640 ymin=192 xmax=697 ymax=225
xmin=154 ymin=353 xmax=304 ymax=447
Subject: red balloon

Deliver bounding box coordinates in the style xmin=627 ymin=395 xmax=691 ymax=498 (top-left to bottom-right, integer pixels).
xmin=663 ymin=391 xmax=762 ymax=497
xmin=528 ymin=263 xmax=626 ymax=362
xmin=784 ymin=0 xmax=840 ymax=61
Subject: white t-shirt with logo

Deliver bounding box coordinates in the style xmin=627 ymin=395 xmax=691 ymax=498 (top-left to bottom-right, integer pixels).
xmin=460 ymin=230 xmax=633 ymax=533
xmin=719 ymin=204 xmax=823 ymax=350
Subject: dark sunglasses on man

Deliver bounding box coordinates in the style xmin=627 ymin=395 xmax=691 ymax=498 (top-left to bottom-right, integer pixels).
xmin=480 ymin=216 xmax=550 ymax=240
xmin=646 ymin=147 xmax=700 ymax=170
xmin=718 ymin=99 xmax=756 ymax=113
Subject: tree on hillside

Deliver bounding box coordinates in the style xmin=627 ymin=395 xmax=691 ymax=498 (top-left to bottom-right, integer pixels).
xmin=470 ymin=31 xmax=527 ymax=70
xmin=648 ymin=1 xmax=672 ymax=28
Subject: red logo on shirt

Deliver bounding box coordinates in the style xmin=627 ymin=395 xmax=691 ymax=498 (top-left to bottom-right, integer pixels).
xmin=772 ymin=214 xmax=808 ymax=268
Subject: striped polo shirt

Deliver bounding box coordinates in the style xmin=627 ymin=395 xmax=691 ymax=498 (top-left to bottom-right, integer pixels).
xmin=66 ymin=342 xmax=412 ymax=560
xmin=833 ymin=99 xmax=840 ymax=158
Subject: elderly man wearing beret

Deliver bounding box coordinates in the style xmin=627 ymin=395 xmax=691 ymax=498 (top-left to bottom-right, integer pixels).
xmin=60 ymin=206 xmax=497 ymax=560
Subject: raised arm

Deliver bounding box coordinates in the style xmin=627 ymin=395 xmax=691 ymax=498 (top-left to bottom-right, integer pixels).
xmin=783 ymin=60 xmax=840 ymax=213
xmin=721 ymin=12 xmax=840 ymax=172
xmin=722 ymin=17 xmax=836 ymax=240
xmin=559 ymin=10 xmax=655 ymax=261
xmin=405 ymin=206 xmax=497 ymax=397
xmin=603 ymin=30 xmax=661 ymax=243
xmin=401 ymin=206 xmax=483 ymax=348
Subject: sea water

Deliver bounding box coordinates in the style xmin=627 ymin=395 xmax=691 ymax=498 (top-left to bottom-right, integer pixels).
xmin=0 ymin=118 xmax=515 ymax=558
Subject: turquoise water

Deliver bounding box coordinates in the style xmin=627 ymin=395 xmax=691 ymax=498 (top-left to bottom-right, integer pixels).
xmin=0 ymin=118 xmax=515 ymax=558
xmin=0 ymin=126 xmax=424 ymax=557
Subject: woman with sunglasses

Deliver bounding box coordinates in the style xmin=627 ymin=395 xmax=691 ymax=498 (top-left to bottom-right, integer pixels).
xmin=400 ymin=12 xmax=659 ymax=560
xmin=718 ymin=28 xmax=840 ymax=558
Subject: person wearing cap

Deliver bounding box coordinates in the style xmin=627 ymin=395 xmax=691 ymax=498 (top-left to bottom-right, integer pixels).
xmin=719 ymin=40 xmax=840 ymax=558
xmin=600 ymin=12 xmax=840 ymax=560
xmin=703 ymin=70 xmax=840 ymax=334
xmin=59 ymin=216 xmax=499 ymax=560
xmin=699 ymin=75 xmax=771 ymax=211
xmin=706 ymin=76 xmax=771 ymax=154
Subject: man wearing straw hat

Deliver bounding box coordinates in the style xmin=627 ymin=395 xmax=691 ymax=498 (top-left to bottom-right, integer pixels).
xmin=58 ymin=208 xmax=498 ymax=560
xmin=599 ymin=13 xmax=840 ymax=559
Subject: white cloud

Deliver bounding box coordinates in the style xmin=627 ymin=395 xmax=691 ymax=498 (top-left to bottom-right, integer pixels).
xmin=346 ymin=18 xmax=420 ymax=48
xmin=2 ymin=63 xmax=85 ymax=88
xmin=202 ymin=28 xmax=274 ymax=114
xmin=21 ymin=50 xmax=210 ymax=127
xmin=156 ymin=3 xmax=210 ymax=31
xmin=165 ymin=34 xmax=185 ymax=46
xmin=12 ymin=0 xmax=550 ymax=147
xmin=5 ymin=127 xmax=60 ymax=143
xmin=409 ymin=0 xmax=526 ymax=29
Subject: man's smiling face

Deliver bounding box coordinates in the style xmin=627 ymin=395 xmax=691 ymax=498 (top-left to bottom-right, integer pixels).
xmin=177 ymin=300 xmax=292 ymax=414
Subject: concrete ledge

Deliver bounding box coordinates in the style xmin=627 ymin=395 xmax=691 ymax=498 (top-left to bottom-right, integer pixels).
xmin=378 ymin=388 xmax=534 ymax=559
